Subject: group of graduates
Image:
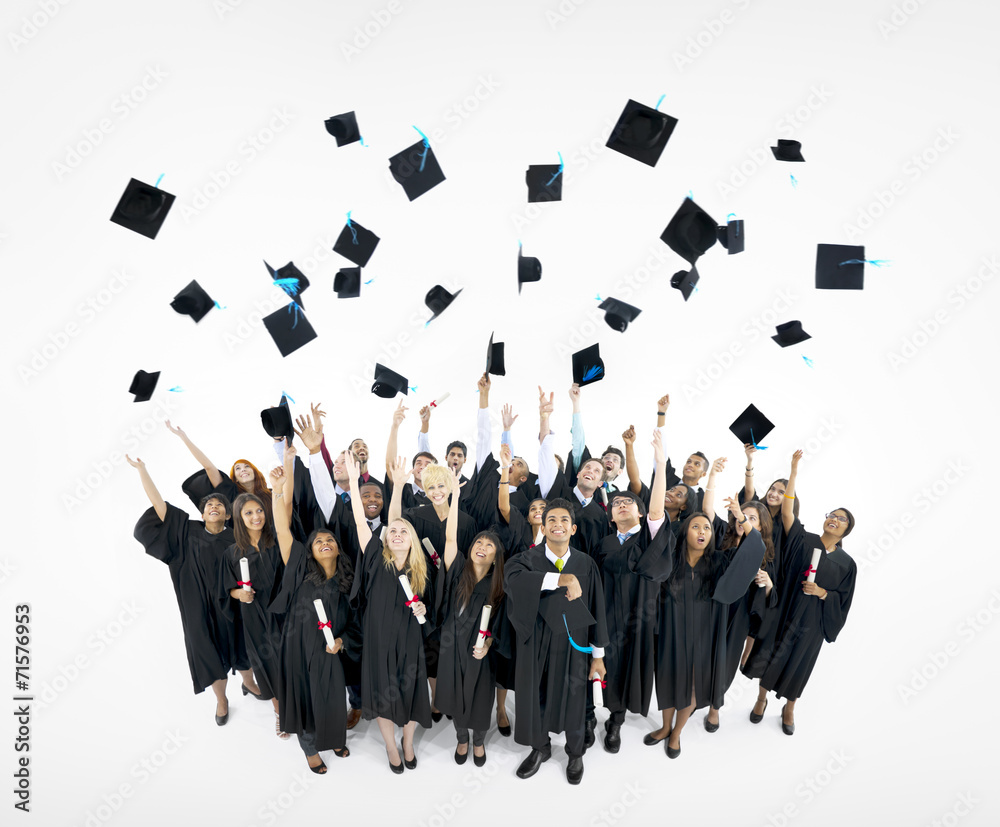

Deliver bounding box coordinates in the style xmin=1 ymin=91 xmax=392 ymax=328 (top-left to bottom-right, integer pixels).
xmin=129 ymin=376 xmax=857 ymax=784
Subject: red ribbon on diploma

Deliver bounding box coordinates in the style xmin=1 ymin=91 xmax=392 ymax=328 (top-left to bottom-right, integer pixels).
xmin=593 ymin=678 xmax=607 ymax=688
xmin=405 ymin=595 xmax=421 ymax=607
xmin=317 ymin=620 xmax=332 ymax=629
xmin=237 ymin=580 xmax=252 ymax=587
xmin=478 ymin=629 xmax=492 ymax=638
xmin=802 ymin=566 xmax=817 ymax=578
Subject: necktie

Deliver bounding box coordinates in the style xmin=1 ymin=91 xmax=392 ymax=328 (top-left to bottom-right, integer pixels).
xmin=554 ymin=558 xmax=564 ymax=572
xmin=367 ymin=520 xmax=375 ymax=533
xmin=617 ymin=532 xmax=629 ymax=545
xmin=340 ymin=491 xmax=350 ymax=503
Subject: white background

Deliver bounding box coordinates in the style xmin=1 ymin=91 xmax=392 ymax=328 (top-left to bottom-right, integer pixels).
xmin=3 ymin=0 xmax=998 ymax=824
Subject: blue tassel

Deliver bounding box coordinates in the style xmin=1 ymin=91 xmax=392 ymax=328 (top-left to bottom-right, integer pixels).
xmin=790 ymin=175 xmax=798 ymax=188
xmin=802 ymin=355 xmax=814 ymax=368
xmin=359 ymin=135 xmax=367 ymax=147
xmin=563 ymin=614 xmax=593 ymax=654
xmin=286 ymin=302 xmax=302 ymax=330
xmin=595 ymin=294 xmax=602 ymax=301
xmin=413 ymin=125 xmax=430 ymax=172
xmin=839 ymin=259 xmax=890 ymax=267
xmin=346 ymin=210 xmax=358 ymax=245
xmin=582 ymin=365 xmax=603 ymax=382
xmin=364 ymin=278 xmax=374 ymax=285
xmin=213 ymin=300 xmax=227 ymax=310
xmin=409 ymin=385 xmax=418 ymax=393
xmin=281 ymin=391 xmax=296 ymax=403
xmin=168 ymin=386 xmax=183 ymax=392
xmin=654 ymin=94 xmax=666 ymax=111
xmin=546 ymin=151 xmax=564 ymax=187
xmin=154 ymin=173 xmax=164 ymax=188
xmin=750 ymin=429 xmax=768 ymax=451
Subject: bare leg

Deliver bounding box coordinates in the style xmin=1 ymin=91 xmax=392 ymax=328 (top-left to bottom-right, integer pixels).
xmin=401 ymin=721 xmax=417 ymax=761
xmin=707 ymin=705 xmax=719 ymax=725
xmin=496 ymin=687 xmax=509 ymax=728
xmin=429 ymin=677 xmax=439 ymax=715
xmin=649 ymin=708 xmax=674 ymax=741
xmin=668 ymin=690 xmax=696 ymax=751
xmin=239 ymin=669 xmax=260 ymax=694
xmin=306 ymin=754 xmax=325 ymax=772
xmin=377 ymin=718 xmax=401 ymax=764
xmin=783 ymin=698 xmax=796 ymax=726
xmin=752 ymin=683 xmax=768 ymax=717
xmin=740 ymin=636 xmax=754 ymax=667
xmin=211 ymin=679 xmax=228 ymax=717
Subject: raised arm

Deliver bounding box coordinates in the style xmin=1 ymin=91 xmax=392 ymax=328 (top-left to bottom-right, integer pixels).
xmin=498 ymin=443 xmax=513 ymax=523
xmin=385 ymin=400 xmax=407 ymax=478
xmin=417 ymin=404 xmax=431 ymax=454
xmin=622 ymin=425 xmax=642 ymax=495
xmin=500 ymin=402 xmax=517 ymax=455
xmin=281 ymin=441 xmax=295 ymax=523
xmin=648 ymin=431 xmax=667 ymax=522
xmin=345 ymin=450 xmax=372 ymax=551
xmin=536 ymin=386 xmax=558 ymax=497
xmin=475 ymin=373 xmax=492 ymax=472
xmin=296 ymin=408 xmax=335 ymax=522
xmin=652 ymin=395 xmax=669 ymax=474
xmin=443 ymin=468 xmax=462 ymax=571
xmin=782 ymin=450 xmax=802 ymax=533
xmin=702 ymin=457 xmax=727 ymax=518
xmin=269 ymin=462 xmax=294 ymax=564
xmin=743 ymin=443 xmax=757 ymax=502
xmin=166 ymin=421 xmax=223 ymax=487
xmin=568 ymin=383 xmax=585 ymax=470
xmin=386 ymin=455 xmax=411 ymax=525
xmin=126 ymin=455 xmax=167 ymax=521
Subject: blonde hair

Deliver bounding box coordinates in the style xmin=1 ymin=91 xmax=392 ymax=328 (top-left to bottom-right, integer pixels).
xmin=381 ymin=518 xmax=428 ymax=596
xmin=420 ymin=463 xmax=452 ymax=492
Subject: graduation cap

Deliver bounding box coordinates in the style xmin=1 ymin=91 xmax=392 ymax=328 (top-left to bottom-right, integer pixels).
xmin=816 ymin=244 xmax=865 ymax=290
xmin=170 ymin=279 xmax=215 ymax=322
xmin=771 ymin=139 xmax=805 ymax=162
xmin=324 ymin=111 xmax=360 ymax=147
xmin=660 ymin=198 xmax=717 ymax=264
xmin=129 ymin=369 xmax=160 ymax=402
xmin=729 ymin=404 xmax=774 ymax=448
xmin=606 ymin=99 xmax=678 ymax=167
xmin=425 ymin=285 xmax=462 ymax=321
xmin=333 ymin=267 xmax=361 ymax=299
xmin=486 ymin=332 xmax=505 ymax=376
xmin=598 ymin=297 xmax=642 ymax=332
xmin=110 ymin=178 xmax=175 ymax=239
xmin=333 ymin=215 xmax=379 ymax=267
xmin=371 ymin=363 xmax=408 ymax=398
xmin=265 ymin=260 xmax=310 ymax=309
xmin=261 ymin=395 xmax=294 ymax=444
xmin=772 ymin=320 xmax=811 ymax=347
xmin=517 ymin=247 xmax=542 ymax=293
xmin=670 ymin=266 xmax=699 ymax=301
xmin=526 ymin=163 xmax=563 ymax=203
xmin=262 ymin=304 xmax=317 ymax=357
xmin=388 ymin=131 xmax=445 ymax=201
xmin=717 ymin=219 xmax=745 ymax=255
xmin=539 ymin=590 xmax=596 ymax=638
xmin=572 ymin=343 xmax=604 ymax=387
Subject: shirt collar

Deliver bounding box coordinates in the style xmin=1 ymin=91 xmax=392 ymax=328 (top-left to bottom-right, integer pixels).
xmin=616 ymin=522 xmax=642 ymax=539
xmin=573 ymin=486 xmax=591 ymax=507
xmin=543 ymin=544 xmax=571 ymax=569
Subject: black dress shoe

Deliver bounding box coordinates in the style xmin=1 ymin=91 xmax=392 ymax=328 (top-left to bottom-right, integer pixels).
xmin=241 ymin=683 xmax=265 ymax=700
xmin=215 ymin=710 xmax=229 ymax=726
xmin=750 ymin=698 xmax=768 ymax=724
xmin=566 ymin=756 xmax=584 ymax=785
xmin=604 ymin=723 xmax=621 ymax=753
xmin=643 ymin=731 xmax=668 ymax=746
xmin=781 ymin=704 xmax=795 ymax=736
xmin=402 ymin=743 xmax=417 ymax=769
xmin=665 ymin=738 xmax=681 ymax=759
xmin=704 ymin=715 xmax=719 ymax=733
xmin=473 ymin=747 xmax=486 ymax=767
xmin=454 ymin=746 xmax=469 ymax=765
xmin=583 ymin=717 xmax=596 ymax=750
xmin=389 ymin=759 xmax=404 ymax=775
xmin=515 ymin=748 xmax=551 ymax=779
xmin=497 ymin=720 xmax=512 ymax=737
xmin=431 ymin=710 xmax=443 ymax=723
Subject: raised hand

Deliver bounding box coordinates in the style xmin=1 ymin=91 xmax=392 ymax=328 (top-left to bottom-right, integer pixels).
xmin=744 ymin=442 xmax=757 ymax=463
xmin=269 ymin=466 xmax=285 ymax=488
xmin=501 ymin=403 xmax=518 ymax=431
xmin=450 ymin=465 xmax=463 ymax=494
xmin=711 ymin=457 xmax=727 ymax=475
xmin=344 ymin=449 xmax=362 ymax=482
xmin=294 ymin=414 xmax=322 ymax=453
xmin=164 ymin=420 xmax=184 ymax=438
xmin=125 ymin=454 xmax=145 ymax=469
xmin=477 ymin=373 xmax=491 ymax=393
xmin=657 ymin=394 xmax=670 ymax=414
xmin=651 ymin=430 xmax=665 ymax=464
xmin=388 ymin=456 xmax=411 ymax=487
xmin=310 ymin=402 xmax=326 ymax=436
xmin=538 ymin=386 xmax=554 ymax=418
xmin=622 ymin=425 xmax=636 ymax=446
xmin=500 ymin=442 xmax=513 ymax=469
xmin=723 ymin=496 xmax=745 ymax=524
xmin=419 ymin=405 xmax=431 ymax=426
xmin=568 ymin=382 xmax=581 ymax=411
xmin=790 ymin=449 xmax=804 ymax=471
xmin=392 ymin=400 xmax=407 ymax=428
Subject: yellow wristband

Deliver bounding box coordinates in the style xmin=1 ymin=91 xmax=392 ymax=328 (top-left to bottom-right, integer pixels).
xmin=783 ymin=494 xmax=795 ymax=499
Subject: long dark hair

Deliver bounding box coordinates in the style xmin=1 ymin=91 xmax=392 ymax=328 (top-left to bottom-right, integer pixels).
xmin=833 ymin=507 xmax=855 ymax=544
xmin=766 ymin=478 xmax=801 ymax=520
xmin=232 ymin=493 xmax=275 ymax=553
xmin=667 ymin=512 xmax=720 ymax=600
xmin=719 ymin=500 xmax=775 ymax=566
xmin=457 ymin=531 xmax=506 ymax=615
xmin=304 ymin=529 xmax=354 ymax=594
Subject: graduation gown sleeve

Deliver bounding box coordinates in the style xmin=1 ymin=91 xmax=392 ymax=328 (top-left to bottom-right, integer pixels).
xmin=820 ymin=550 xmax=857 ymax=643
xmin=712 ymin=529 xmax=766 ymax=604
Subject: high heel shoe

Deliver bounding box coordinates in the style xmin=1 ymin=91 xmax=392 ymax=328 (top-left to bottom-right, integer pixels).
xmin=215 ymin=708 xmax=229 ymax=726
xmin=401 ymin=741 xmax=417 ymax=770
xmin=308 ymin=757 xmax=327 ymax=775
xmin=749 ymin=698 xmax=768 ymax=724
xmin=781 ymin=704 xmax=795 ymax=736
xmin=388 ymin=757 xmax=404 ymax=775
xmin=275 ymin=714 xmax=290 ymax=740
xmin=703 ymin=714 xmax=719 ymax=733
xmin=242 ymin=683 xmax=264 ymax=700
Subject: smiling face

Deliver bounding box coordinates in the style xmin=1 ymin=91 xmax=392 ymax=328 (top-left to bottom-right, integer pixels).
xmin=360 ymin=484 xmax=383 ymax=518
xmin=233 ymin=462 xmax=255 ymax=486
xmin=824 ymin=509 xmax=850 ymax=538
xmin=683 ymin=454 xmax=708 ymax=484
xmin=736 ymin=505 xmax=762 ymax=538
xmin=664 ymin=485 xmax=689 ymax=512
xmin=528 ymin=499 xmax=546 ymax=526
xmin=202 ymin=497 xmax=229 ymax=524
xmin=542 ymin=508 xmax=576 ymax=548
xmin=765 ymin=480 xmax=786 ymax=508
xmin=240 ymin=499 xmax=266 ymax=532
xmin=576 ymin=459 xmax=604 ymax=494
xmin=469 ymin=534 xmax=498 ymax=566
xmin=686 ymin=515 xmax=712 ymax=552
xmin=332 ymin=453 xmax=349 ymax=485
xmin=310 ymin=531 xmax=339 ymax=562
xmin=386 ymin=519 xmax=411 ymax=553
xmin=349 ymin=439 xmax=369 ymax=464
xmin=424 ymin=478 xmax=450 ymax=506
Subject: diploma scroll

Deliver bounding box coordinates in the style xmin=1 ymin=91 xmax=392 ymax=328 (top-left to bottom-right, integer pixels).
xmin=422 ymin=538 xmax=442 ymax=569
xmin=592 ymin=678 xmax=605 ymax=708
xmin=398 ymin=575 xmax=427 ymax=625
xmin=806 ymin=548 xmax=822 ymax=583
xmin=475 ymin=605 xmax=492 ymax=649
xmin=239 ymin=558 xmax=252 ymax=592
xmin=313 ymin=599 xmax=336 ymax=648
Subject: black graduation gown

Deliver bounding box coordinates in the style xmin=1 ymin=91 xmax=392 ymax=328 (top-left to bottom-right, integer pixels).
xmin=544 ymin=476 xmax=611 ymax=560
xmin=349 ymin=535 xmax=433 ymax=727
xmin=504 ymin=545 xmax=609 ymax=754
xmin=434 ymin=553 xmax=508 ymax=732
xmin=271 ymin=541 xmax=362 ymax=750
xmin=654 ymin=530 xmax=764 ymax=711
xmin=133 ymin=504 xmax=238 ymax=693
xmin=758 ymin=535 xmax=857 ymax=700
xmin=405 ymin=505 xmax=479 ymax=569
xmin=385 ymin=478 xmax=430 ymax=512
xmin=596 ymin=521 xmax=675 ymax=717
xmin=219 ymin=541 xmax=286 ymax=700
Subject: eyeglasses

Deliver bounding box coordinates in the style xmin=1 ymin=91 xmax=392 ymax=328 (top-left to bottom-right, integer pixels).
xmin=824 ymin=512 xmax=849 ymax=523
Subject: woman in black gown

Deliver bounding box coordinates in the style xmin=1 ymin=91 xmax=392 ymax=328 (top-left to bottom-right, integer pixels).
xmin=271 ymin=444 xmax=361 ymax=773
xmin=435 ymin=469 xmax=506 ymax=766
xmin=346 ymin=453 xmax=432 ymax=773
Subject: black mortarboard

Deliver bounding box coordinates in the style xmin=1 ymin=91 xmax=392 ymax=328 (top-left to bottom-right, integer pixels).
xmin=265 ymin=260 xmax=310 ymax=309
xmin=772 ymin=320 xmax=811 ymax=347
xmin=816 ymin=244 xmax=865 ymax=290
xmin=110 ymin=178 xmax=175 ymax=240
xmin=606 ymin=99 xmax=678 ymax=167
xmin=660 ymin=198 xmax=718 ymax=264
xmin=598 ymin=297 xmax=642 ymax=332
xmin=670 ymin=266 xmax=700 ymax=301
xmin=572 ymin=343 xmax=605 ymax=387
xmin=717 ymin=219 xmax=745 ymax=255
xmin=333 ymin=267 xmax=361 ymax=299
xmin=539 ymin=590 xmax=597 ymax=637
xmin=729 ymin=404 xmax=775 ymax=447
xmin=486 ymin=332 xmax=506 ymax=376
xmin=261 ymin=395 xmax=294 ymax=443
xmin=389 ymin=138 xmax=445 ymax=201
xmin=262 ymin=304 xmax=317 ymax=357
xmin=771 ymin=139 xmax=804 ymax=162
xmin=371 ymin=364 xmax=408 ymax=398
xmin=333 ymin=217 xmax=380 ymax=267
xmin=517 ymin=247 xmax=542 ymax=293
xmin=526 ymin=164 xmax=563 ymax=202
xmin=425 ymin=285 xmax=462 ymax=321
xmin=129 ymin=369 xmax=160 ymax=402
xmin=170 ymin=279 xmax=215 ymax=322
xmin=324 ymin=111 xmax=360 ymax=147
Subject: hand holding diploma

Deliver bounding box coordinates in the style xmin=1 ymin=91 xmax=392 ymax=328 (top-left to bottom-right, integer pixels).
xmin=399 ymin=575 xmax=427 ymax=624
xmin=314 ymin=599 xmax=336 ymax=648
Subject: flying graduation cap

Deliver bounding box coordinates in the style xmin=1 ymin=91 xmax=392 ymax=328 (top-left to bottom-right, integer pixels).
xmin=333 ymin=214 xmax=380 ymax=267
xmin=816 ymin=244 xmax=866 ymax=290
xmin=486 ymin=332 xmax=506 ymax=376
xmin=324 ymin=111 xmax=360 ymax=147
xmin=262 ymin=304 xmax=317 ymax=357
xmin=606 ymin=98 xmax=678 ymax=167
xmin=771 ymin=139 xmax=805 ymax=162
xmin=265 ymin=260 xmax=310 ymax=309
xmin=389 ymin=128 xmax=445 ymax=200
xmin=261 ymin=395 xmax=295 ymax=444
xmin=333 ymin=267 xmax=361 ymax=298
xmin=572 ymin=343 xmax=605 ymax=387
xmin=425 ymin=285 xmax=462 ymax=322
xmin=717 ymin=218 xmax=745 ymax=255
xmin=772 ymin=320 xmax=811 ymax=347
xmin=526 ymin=154 xmax=564 ymax=202
xmin=110 ymin=178 xmax=175 ymax=239
xmin=518 ymin=246 xmax=542 ymax=293
xmin=661 ymin=198 xmax=718 ymax=264
xmin=598 ymin=297 xmax=642 ymax=332
xmin=129 ymin=369 xmax=160 ymax=402
xmin=729 ymin=404 xmax=775 ymax=449
xmin=670 ymin=266 xmax=700 ymax=301
xmin=371 ymin=363 xmax=408 ymax=398
xmin=170 ymin=280 xmax=215 ymax=322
